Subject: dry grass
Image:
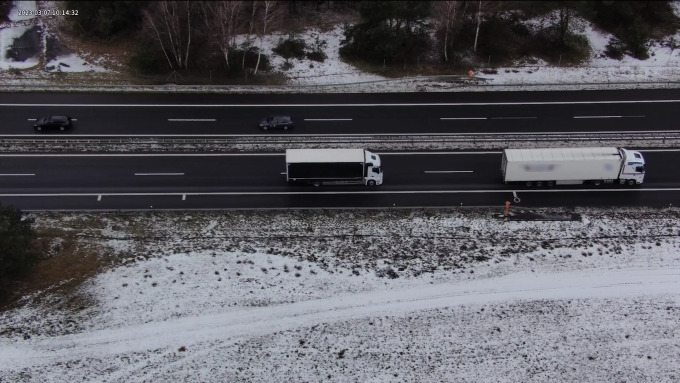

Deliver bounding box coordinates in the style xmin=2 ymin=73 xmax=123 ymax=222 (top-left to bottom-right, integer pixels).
xmin=27 ymin=241 xmax=105 ymax=293
xmin=0 ymin=230 xmax=111 ymax=312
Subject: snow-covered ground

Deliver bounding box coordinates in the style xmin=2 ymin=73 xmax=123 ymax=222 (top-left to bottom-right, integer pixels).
xmin=1 ymin=2 xmax=680 ymax=382
xmin=1 ymin=1 xmax=107 ymax=73
xmin=1 ymin=1 xmax=680 ymax=91
xmin=1 ymin=208 xmax=679 ymax=382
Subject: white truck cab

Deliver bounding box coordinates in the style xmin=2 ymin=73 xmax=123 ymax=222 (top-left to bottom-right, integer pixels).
xmin=365 ymin=150 xmax=383 ymax=186
xmin=619 ymin=149 xmax=646 ymax=184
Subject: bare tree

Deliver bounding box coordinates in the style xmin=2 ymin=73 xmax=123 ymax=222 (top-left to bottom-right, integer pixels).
xmin=143 ymin=1 xmax=196 ymax=69
xmin=472 ymin=0 xmax=503 ymax=53
xmin=242 ymin=1 xmax=258 ymax=71
xmin=434 ymin=1 xmax=463 ymax=63
xmin=200 ymin=1 xmax=243 ymax=69
xmin=473 ymin=0 xmax=483 ymax=53
xmin=553 ymin=2 xmax=581 ymax=46
xmin=253 ymin=0 xmax=283 ymax=75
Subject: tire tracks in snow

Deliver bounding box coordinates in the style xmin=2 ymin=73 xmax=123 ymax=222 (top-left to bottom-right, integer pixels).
xmin=1 ymin=266 xmax=679 ymax=369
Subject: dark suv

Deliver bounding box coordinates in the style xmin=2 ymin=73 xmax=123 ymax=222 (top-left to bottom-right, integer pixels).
xmin=259 ymin=115 xmax=294 ymax=130
xmin=34 ymin=115 xmax=72 ymax=131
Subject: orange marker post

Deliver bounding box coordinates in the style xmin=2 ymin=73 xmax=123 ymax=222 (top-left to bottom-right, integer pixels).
xmin=504 ymin=201 xmax=511 ymax=217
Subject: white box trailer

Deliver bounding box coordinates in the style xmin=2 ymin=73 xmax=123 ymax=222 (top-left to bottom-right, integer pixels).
xmin=501 ymin=147 xmax=646 ymax=186
xmin=286 ymin=149 xmax=383 ymax=186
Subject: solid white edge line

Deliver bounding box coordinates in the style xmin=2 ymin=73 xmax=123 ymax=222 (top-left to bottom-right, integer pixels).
xmin=636 ymin=149 xmax=680 ymax=152
xmin=0 ymin=152 xmax=502 ymax=158
xmin=303 ymin=119 xmax=353 ymax=121
xmin=574 ymin=115 xmax=622 ymax=119
xmin=490 ymin=116 xmax=537 ymax=119
xmin=440 ymin=117 xmax=487 ymax=120
xmin=381 ymin=152 xmax=501 ymax=155
xmin=4 ymin=100 xmax=680 ymax=107
xmin=0 ymin=188 xmax=677 ymax=197
xmin=424 ymin=171 xmax=474 ymax=173
xmin=168 ymin=119 xmax=217 ymax=122
xmin=134 ymin=173 xmax=185 ymax=176
xmin=574 ymin=115 xmax=646 ymax=119
xmin=1 ymin=150 xmax=679 ymax=158
xmin=2 ymin=129 xmax=679 ymax=137
xmin=0 ymin=173 xmax=35 ymax=176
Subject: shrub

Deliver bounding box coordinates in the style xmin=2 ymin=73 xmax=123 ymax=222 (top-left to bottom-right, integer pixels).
xmin=128 ymin=39 xmax=167 ymax=75
xmin=533 ymin=26 xmax=590 ymax=65
xmin=273 ymin=36 xmax=307 ymax=60
xmin=306 ymin=50 xmax=327 ymax=62
xmin=604 ymin=37 xmax=625 ymax=60
xmin=234 ymin=46 xmax=272 ymax=72
xmin=280 ymin=61 xmax=294 ymax=71
xmin=622 ymin=21 xmax=651 ymax=59
xmin=308 ymin=34 xmax=328 ymax=62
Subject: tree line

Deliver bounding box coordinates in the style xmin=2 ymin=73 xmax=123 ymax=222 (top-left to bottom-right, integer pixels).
xmin=340 ymin=1 xmax=678 ymax=68
xmin=49 ymin=1 xmax=680 ymax=76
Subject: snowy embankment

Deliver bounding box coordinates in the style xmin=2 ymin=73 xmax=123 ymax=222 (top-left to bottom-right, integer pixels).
xmin=2 ymin=3 xmax=680 ymax=91
xmin=1 ymin=208 xmax=679 ymax=382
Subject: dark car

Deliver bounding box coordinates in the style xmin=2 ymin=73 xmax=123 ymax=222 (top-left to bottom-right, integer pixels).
xmin=34 ymin=115 xmax=72 ymax=131
xmin=259 ymin=115 xmax=294 ymax=130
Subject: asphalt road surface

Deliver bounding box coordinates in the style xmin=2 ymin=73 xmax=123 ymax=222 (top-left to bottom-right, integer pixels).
xmin=3 ymin=89 xmax=680 ymax=136
xmin=0 ymin=150 xmax=678 ymax=210
xmin=3 ymin=89 xmax=679 ymax=210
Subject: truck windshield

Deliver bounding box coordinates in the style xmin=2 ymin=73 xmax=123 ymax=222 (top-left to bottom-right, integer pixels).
xmin=373 ymin=167 xmax=382 ymax=174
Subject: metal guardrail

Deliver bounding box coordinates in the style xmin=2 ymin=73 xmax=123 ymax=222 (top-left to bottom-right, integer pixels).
xmin=2 ymin=76 xmax=680 ymax=92
xmin=1 ymin=131 xmax=679 ymax=152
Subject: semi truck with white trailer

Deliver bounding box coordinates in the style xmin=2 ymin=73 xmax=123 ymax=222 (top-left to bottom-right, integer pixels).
xmin=285 ymin=149 xmax=383 ymax=186
xmin=501 ymin=147 xmax=645 ymax=186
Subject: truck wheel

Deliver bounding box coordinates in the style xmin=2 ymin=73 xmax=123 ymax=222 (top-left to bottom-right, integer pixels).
xmin=535 ymin=181 xmax=544 ymax=187
xmin=626 ymin=179 xmax=636 ymax=186
xmin=367 ymin=180 xmax=376 ymax=186
xmin=593 ymin=180 xmax=602 ymax=186
xmin=547 ymin=181 xmax=555 ymax=187
xmin=262 ymin=126 xmax=268 ymax=130
xmin=524 ymin=181 xmax=533 ymax=187
xmin=312 ymin=181 xmax=321 ymax=187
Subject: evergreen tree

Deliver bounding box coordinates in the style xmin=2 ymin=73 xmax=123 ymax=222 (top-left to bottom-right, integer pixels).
xmin=340 ymin=1 xmax=432 ymax=66
xmin=0 ymin=204 xmax=39 ymax=286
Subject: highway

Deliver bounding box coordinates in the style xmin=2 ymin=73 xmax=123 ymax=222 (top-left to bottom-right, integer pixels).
xmin=2 ymin=89 xmax=680 ymax=210
xmin=2 ymin=89 xmax=680 ymax=136
xmin=0 ymin=150 xmax=679 ymax=210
